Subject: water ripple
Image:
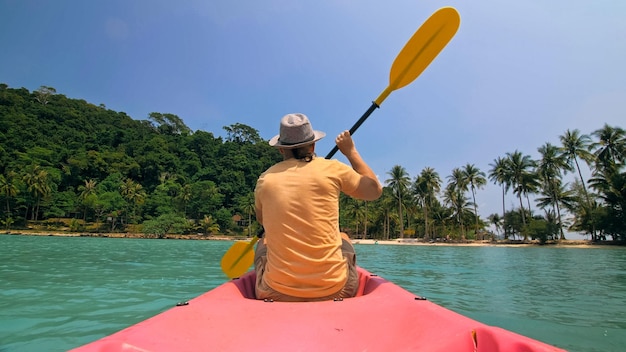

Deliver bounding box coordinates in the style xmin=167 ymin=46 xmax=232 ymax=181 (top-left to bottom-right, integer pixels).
xmin=1 ymin=236 xmax=625 ymax=352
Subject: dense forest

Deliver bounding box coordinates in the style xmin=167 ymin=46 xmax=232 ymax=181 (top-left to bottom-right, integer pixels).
xmin=0 ymin=84 xmax=281 ymax=237
xmin=1 ymin=84 xmax=624 ymax=242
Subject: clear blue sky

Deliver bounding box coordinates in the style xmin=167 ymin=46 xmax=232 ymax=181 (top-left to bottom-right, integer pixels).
xmin=2 ymin=0 xmax=625 ymax=238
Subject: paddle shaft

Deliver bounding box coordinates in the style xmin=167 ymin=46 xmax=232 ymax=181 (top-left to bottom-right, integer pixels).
xmin=325 ymin=102 xmax=379 ymax=159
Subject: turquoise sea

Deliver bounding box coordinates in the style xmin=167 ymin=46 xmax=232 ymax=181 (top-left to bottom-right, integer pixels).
xmin=1 ymin=235 xmax=625 ymax=352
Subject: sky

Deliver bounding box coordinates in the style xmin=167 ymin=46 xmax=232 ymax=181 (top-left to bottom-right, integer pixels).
xmin=1 ymin=0 xmax=625 ymax=239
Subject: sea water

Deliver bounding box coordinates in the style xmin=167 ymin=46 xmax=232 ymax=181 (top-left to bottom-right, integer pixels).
xmin=1 ymin=235 xmax=625 ymax=352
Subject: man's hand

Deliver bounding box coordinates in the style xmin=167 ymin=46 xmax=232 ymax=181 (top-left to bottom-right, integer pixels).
xmin=335 ymin=130 xmax=356 ymax=157
xmin=334 ymin=130 xmax=382 ymax=201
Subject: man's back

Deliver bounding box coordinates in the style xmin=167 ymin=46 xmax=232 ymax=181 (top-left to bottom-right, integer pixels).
xmin=255 ymin=157 xmax=360 ymax=297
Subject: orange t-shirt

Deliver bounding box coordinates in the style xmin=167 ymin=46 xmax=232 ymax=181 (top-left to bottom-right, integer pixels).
xmin=255 ymin=157 xmax=361 ymax=298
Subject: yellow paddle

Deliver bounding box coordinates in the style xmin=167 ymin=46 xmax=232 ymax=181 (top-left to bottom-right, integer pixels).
xmin=220 ymin=6 xmax=461 ymax=279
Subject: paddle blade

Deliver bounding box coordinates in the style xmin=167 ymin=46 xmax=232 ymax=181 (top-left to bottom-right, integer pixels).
xmin=220 ymin=240 xmax=256 ymax=279
xmin=375 ymin=7 xmax=460 ymax=106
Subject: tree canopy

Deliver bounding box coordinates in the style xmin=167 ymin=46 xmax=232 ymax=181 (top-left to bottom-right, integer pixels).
xmin=1 ymin=84 xmax=624 ymax=242
xmin=0 ymin=84 xmax=280 ymax=235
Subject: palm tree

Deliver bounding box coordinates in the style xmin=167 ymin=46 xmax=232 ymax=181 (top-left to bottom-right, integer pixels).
xmin=179 ymin=183 xmax=193 ymax=217
xmin=385 ymin=165 xmax=410 ymax=239
xmin=447 ymin=167 xmax=467 ymax=193
xmin=505 ymin=151 xmax=536 ymax=240
xmin=22 ymin=166 xmax=51 ymax=221
xmin=0 ymin=171 xmax=19 ymax=222
xmin=536 ymin=178 xmax=576 ymax=240
xmin=461 ymin=163 xmax=487 ymax=236
xmin=443 ymin=184 xmax=472 ymax=239
xmin=78 ymin=179 xmax=97 ymax=221
xmin=200 ymin=215 xmax=220 ymax=235
xmin=237 ymin=192 xmax=255 ymax=237
xmin=363 ymin=200 xmax=370 ymax=239
xmin=591 ymin=124 xmax=626 ymax=174
xmin=564 ymin=179 xmax=600 ymax=239
xmin=559 ymin=129 xmax=596 ymax=240
xmin=537 ymin=143 xmax=571 ymax=240
xmin=489 ymin=157 xmax=511 ymax=224
xmin=121 ymin=178 xmax=146 ymax=224
xmin=342 ymin=197 xmax=366 ymax=238
xmin=374 ymin=188 xmax=396 ymax=240
xmin=519 ymin=171 xmax=540 ymax=221
xmin=413 ymin=167 xmax=441 ymax=239
xmin=559 ymin=129 xmax=593 ymax=201
xmin=446 ymin=168 xmax=469 ymax=238
xmin=488 ymin=213 xmax=503 ymax=238
xmin=590 ymin=171 xmax=626 ymax=240
xmin=431 ymin=204 xmax=453 ymax=240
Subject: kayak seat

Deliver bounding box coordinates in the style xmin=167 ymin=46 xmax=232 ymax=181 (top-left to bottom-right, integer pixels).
xmin=232 ymin=267 xmax=379 ymax=300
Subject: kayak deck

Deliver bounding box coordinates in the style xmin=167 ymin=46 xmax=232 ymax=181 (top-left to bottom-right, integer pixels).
xmin=72 ymin=267 xmax=565 ymax=351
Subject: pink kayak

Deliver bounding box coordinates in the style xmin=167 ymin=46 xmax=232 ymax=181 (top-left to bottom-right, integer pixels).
xmin=72 ymin=267 xmax=566 ymax=351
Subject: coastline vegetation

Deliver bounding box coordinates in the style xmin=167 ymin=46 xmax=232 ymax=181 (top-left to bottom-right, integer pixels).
xmin=1 ymin=84 xmax=624 ymax=244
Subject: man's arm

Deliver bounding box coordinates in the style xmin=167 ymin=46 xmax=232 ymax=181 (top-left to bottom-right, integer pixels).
xmin=335 ymin=130 xmax=382 ymax=201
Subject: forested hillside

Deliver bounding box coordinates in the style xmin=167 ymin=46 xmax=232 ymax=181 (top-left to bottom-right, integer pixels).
xmin=1 ymin=84 xmax=625 ymax=242
xmin=0 ymin=84 xmax=281 ymax=236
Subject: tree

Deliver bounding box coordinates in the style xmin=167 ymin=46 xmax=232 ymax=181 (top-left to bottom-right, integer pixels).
xmin=186 ymin=180 xmax=224 ymax=220
xmin=587 ymin=168 xmax=626 ymax=241
xmin=97 ymin=191 xmax=126 ymax=231
xmin=341 ymin=197 xmax=366 ymax=238
xmin=413 ymin=167 xmax=441 ymax=239
xmin=148 ymin=112 xmax=191 ymax=136
xmin=178 ymin=183 xmax=193 ymax=218
xmin=120 ymin=178 xmax=146 ymax=223
xmin=559 ymin=129 xmax=593 ymax=199
xmin=223 ymin=123 xmax=262 ymax=144
xmin=34 ymin=86 xmax=56 ymax=105
xmin=22 ymin=165 xmax=52 ymax=221
xmin=443 ymin=183 xmax=472 ymax=239
xmin=591 ymin=124 xmax=625 ymax=173
xmin=0 ymin=171 xmax=19 ymax=221
xmin=372 ymin=188 xmax=396 ymax=240
xmin=446 ymin=168 xmax=469 ymax=238
xmin=461 ymin=163 xmax=487 ymax=235
xmin=78 ymin=179 xmax=97 ymax=221
xmin=587 ymin=124 xmax=626 ymax=240
xmin=505 ymin=151 xmax=536 ymax=239
xmin=559 ymin=129 xmax=595 ymax=239
xmin=142 ymin=213 xmax=189 ymax=238
xmin=200 ymin=214 xmax=220 ymax=235
xmin=236 ymin=192 xmax=255 ymax=236
xmin=564 ymin=179 xmax=600 ymax=239
xmin=488 ymin=213 xmax=503 ymax=238
xmin=537 ymin=143 xmax=571 ymax=239
xmin=385 ymin=165 xmax=410 ymax=239
xmin=489 ymin=156 xmax=511 ymax=227
xmin=536 ymin=178 xmax=575 ymax=240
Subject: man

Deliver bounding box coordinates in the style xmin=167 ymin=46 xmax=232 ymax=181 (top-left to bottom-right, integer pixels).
xmin=254 ymin=113 xmax=382 ymax=301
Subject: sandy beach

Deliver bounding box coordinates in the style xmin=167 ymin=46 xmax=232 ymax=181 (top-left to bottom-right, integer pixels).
xmin=350 ymin=238 xmax=602 ymax=248
xmin=3 ymin=230 xmax=605 ymax=248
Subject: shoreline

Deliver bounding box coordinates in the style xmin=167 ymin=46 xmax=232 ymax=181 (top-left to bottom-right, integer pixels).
xmin=350 ymin=239 xmax=603 ymax=248
xmin=3 ymin=230 xmax=617 ymax=248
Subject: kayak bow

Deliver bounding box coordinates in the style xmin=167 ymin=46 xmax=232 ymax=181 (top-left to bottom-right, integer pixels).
xmin=72 ymin=267 xmax=566 ymax=352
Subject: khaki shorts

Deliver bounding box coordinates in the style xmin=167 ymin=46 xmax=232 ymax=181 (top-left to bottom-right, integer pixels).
xmin=254 ymin=237 xmax=358 ymax=302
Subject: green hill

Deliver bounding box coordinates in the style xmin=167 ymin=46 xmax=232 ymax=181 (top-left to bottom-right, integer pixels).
xmin=0 ymin=84 xmax=280 ymax=235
